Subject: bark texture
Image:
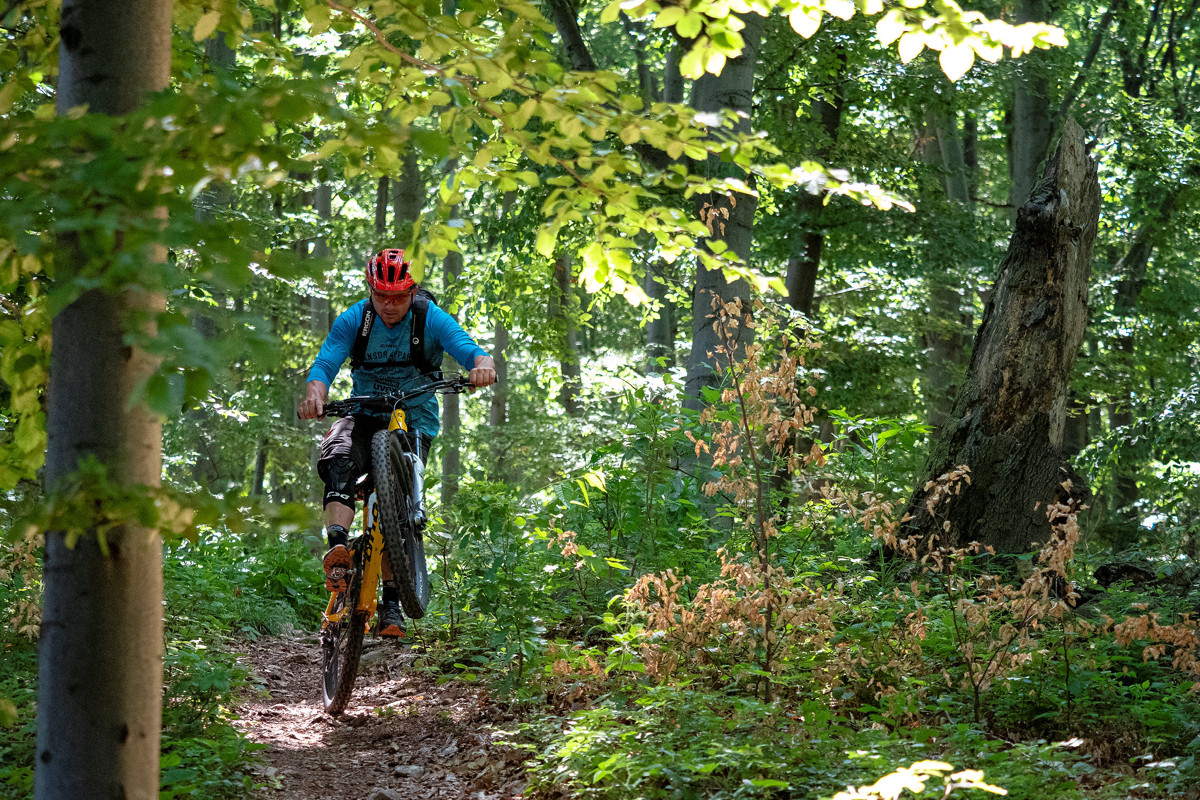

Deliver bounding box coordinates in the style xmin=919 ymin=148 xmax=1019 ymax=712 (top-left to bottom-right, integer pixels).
xmin=785 ymin=52 xmax=844 ymax=317
xmin=392 ymin=150 xmax=421 ymax=244
xmin=901 ymin=118 xmax=1100 ymax=554
xmin=39 ymin=2 xmax=171 ymax=798
xmin=919 ymin=105 xmax=972 ymax=432
xmin=553 ymin=252 xmax=581 ymax=415
xmin=489 ymin=321 xmax=509 ymax=477
xmin=1010 ymin=0 xmax=1053 ymax=211
xmin=440 ymin=239 xmax=464 ymax=507
xmin=684 ymin=12 xmax=765 ymax=409
xmin=644 ymin=263 xmax=674 ymax=373
xmin=547 ymin=0 xmax=597 ymax=71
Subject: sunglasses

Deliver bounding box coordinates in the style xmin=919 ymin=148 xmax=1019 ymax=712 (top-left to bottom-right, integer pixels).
xmin=371 ymin=289 xmax=414 ymax=306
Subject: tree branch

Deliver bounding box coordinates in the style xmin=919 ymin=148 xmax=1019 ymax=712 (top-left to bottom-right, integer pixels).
xmin=547 ymin=0 xmax=598 ymax=71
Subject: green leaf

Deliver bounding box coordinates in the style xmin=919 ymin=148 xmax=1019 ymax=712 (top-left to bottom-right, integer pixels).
xmin=193 ymin=11 xmax=221 ymax=42
xmin=304 ymin=3 xmax=332 ymax=33
xmin=0 ymin=698 xmax=17 ymax=727
xmin=875 ymin=9 xmax=907 ymax=45
xmin=748 ymin=779 xmax=789 ymax=788
xmin=536 ymin=226 xmax=558 ymax=257
xmin=677 ymin=13 xmax=703 ymax=38
xmin=600 ymin=0 xmax=622 ymax=24
xmin=789 ymin=8 xmax=821 ymax=38
xmin=411 ymin=128 xmax=449 ymax=159
xmin=653 ymin=6 xmax=684 ymax=28
xmin=939 ymin=42 xmax=974 ymax=81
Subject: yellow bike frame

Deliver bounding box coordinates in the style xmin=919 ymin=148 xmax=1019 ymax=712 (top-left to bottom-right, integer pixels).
xmin=320 ymin=407 xmax=408 ymax=631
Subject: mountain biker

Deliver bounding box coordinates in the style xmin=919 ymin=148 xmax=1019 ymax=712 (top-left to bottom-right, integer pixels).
xmin=298 ymin=247 xmax=496 ymax=638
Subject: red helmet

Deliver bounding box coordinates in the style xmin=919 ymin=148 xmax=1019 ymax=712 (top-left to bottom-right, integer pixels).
xmin=366 ymin=248 xmax=415 ymax=292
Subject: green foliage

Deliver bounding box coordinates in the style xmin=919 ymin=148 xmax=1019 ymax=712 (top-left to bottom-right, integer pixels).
xmin=0 ymin=642 xmax=36 ymax=799
xmin=156 ymin=529 xmax=326 ymax=799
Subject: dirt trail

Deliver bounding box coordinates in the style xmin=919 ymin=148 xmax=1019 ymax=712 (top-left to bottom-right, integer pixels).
xmin=236 ymin=633 xmax=530 ymax=800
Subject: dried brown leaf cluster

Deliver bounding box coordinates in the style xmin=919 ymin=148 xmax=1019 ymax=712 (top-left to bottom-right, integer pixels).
xmin=1110 ymin=611 xmax=1200 ymax=685
xmin=1 ymin=526 xmax=42 ymax=638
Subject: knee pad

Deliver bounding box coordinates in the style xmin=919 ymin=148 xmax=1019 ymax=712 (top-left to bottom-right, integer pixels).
xmin=320 ymin=456 xmax=357 ymax=509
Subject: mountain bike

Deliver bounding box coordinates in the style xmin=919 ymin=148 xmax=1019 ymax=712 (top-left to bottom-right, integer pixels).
xmin=318 ymin=376 xmax=473 ymax=715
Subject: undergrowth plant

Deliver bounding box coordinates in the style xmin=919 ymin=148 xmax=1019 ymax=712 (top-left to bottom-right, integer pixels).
xmin=626 ymin=298 xmax=833 ymax=702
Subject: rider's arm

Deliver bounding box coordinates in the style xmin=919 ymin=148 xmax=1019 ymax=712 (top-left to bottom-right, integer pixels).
xmin=305 ymin=301 xmax=364 ymax=390
xmin=425 ymin=305 xmax=493 ymax=385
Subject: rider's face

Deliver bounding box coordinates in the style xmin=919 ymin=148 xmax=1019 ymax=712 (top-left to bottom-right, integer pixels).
xmin=371 ymin=287 xmax=415 ymax=327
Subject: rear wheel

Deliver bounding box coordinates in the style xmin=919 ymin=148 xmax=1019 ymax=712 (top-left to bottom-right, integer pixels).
xmin=321 ymin=550 xmax=366 ymax=715
xmin=371 ymin=429 xmax=430 ymax=619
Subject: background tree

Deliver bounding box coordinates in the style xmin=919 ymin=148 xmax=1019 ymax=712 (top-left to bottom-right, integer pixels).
xmin=36 ymin=1 xmax=172 ymax=797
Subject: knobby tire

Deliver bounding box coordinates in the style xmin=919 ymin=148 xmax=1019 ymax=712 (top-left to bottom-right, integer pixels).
xmin=371 ymin=428 xmax=430 ymax=619
xmin=321 ymin=547 xmax=367 ymax=716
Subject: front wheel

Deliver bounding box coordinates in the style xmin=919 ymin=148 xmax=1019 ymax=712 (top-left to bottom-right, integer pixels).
xmin=371 ymin=429 xmax=430 ymax=619
xmin=321 ymin=593 xmax=367 ymax=715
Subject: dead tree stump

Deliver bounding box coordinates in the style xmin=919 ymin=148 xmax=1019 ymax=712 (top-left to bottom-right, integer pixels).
xmin=901 ymin=117 xmax=1100 ymax=553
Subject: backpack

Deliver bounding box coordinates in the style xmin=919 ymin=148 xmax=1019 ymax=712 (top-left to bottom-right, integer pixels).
xmin=348 ymin=288 xmax=441 ymax=378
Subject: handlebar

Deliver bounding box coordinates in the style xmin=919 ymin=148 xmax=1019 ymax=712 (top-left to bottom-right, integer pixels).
xmin=321 ymin=376 xmax=476 ymax=419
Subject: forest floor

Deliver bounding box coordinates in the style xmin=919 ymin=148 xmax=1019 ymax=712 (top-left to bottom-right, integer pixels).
xmin=235 ymin=632 xmax=531 ymax=800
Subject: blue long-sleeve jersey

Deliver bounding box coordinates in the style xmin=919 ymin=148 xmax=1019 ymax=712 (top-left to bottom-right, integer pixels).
xmin=306 ymin=298 xmax=489 ymax=439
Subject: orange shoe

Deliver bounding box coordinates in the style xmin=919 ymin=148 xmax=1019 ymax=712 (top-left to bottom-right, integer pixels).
xmin=378 ymin=601 xmax=406 ymax=638
xmin=323 ymin=545 xmax=352 ymax=593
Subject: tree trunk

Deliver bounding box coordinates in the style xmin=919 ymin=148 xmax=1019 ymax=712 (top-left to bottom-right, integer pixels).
xmin=785 ymin=53 xmax=845 ymax=317
xmin=644 ymin=263 xmax=674 ymax=373
xmin=252 ymin=438 xmax=268 ymax=497
xmin=547 ymin=0 xmax=598 ymax=71
xmin=901 ymin=118 xmax=1100 ymax=554
xmin=38 ymin=2 xmax=171 ymax=798
xmin=392 ymin=150 xmax=421 ymax=245
xmin=1109 ymin=178 xmax=1186 ymax=510
xmin=553 ymin=252 xmax=581 ymax=415
xmin=684 ymin=12 xmax=765 ymax=409
xmin=489 ymin=321 xmax=509 ymax=477
xmin=920 ymin=105 xmax=972 ymax=432
xmin=441 ymin=204 xmax=464 ymax=506
xmin=1010 ymin=0 xmax=1053 ymax=212
xmin=375 ymin=176 xmax=389 ymax=235
xmin=663 ymin=43 xmax=684 ymax=103
xmin=622 ymin=13 xmax=658 ymax=105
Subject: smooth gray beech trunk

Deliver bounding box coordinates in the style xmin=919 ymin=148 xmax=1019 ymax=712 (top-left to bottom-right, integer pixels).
xmin=901 ymin=119 xmax=1099 ymax=554
xmin=392 ymin=150 xmax=422 ymax=244
xmin=683 ymin=12 xmax=766 ymax=409
xmin=1010 ymin=0 xmax=1052 ymax=212
xmin=785 ymin=53 xmax=845 ymax=317
xmin=553 ymin=252 xmax=581 ymax=415
xmin=920 ymin=105 xmax=973 ymax=432
xmin=440 ymin=239 xmax=464 ymax=507
xmin=375 ymin=176 xmax=389 ymax=234
xmin=489 ymin=321 xmax=509 ymax=477
xmin=38 ymin=2 xmax=171 ymax=799
xmin=644 ymin=263 xmax=674 ymax=373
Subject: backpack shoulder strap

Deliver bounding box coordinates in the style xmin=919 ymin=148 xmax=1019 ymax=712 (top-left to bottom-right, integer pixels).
xmin=409 ymin=294 xmax=441 ymax=378
xmin=408 ymin=296 xmax=446 ymax=381
xmin=349 ymin=302 xmax=375 ymax=371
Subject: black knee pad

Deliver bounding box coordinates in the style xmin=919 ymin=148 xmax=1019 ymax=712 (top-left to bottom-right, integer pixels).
xmin=320 ymin=456 xmax=357 ymax=510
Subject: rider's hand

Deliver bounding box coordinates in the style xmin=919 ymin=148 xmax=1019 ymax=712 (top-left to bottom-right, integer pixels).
xmin=468 ymin=355 xmax=497 ymax=389
xmin=298 ymin=380 xmax=329 ymax=419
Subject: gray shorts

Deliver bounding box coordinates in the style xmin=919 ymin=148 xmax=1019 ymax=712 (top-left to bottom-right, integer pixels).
xmin=319 ymin=415 xmax=430 ymax=484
